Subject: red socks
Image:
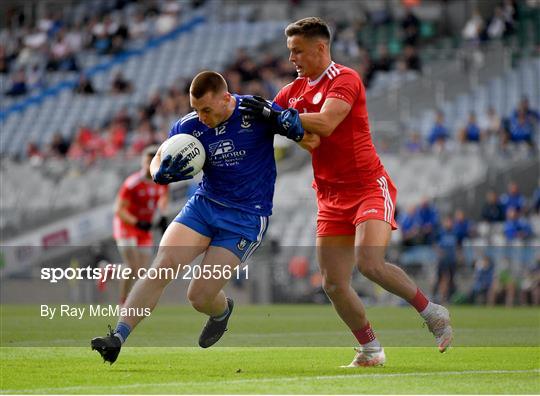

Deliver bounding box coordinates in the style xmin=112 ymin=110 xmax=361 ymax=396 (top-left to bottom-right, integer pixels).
xmin=409 ymin=288 xmax=429 ymax=313
xmin=352 ymin=322 xmax=377 ymax=345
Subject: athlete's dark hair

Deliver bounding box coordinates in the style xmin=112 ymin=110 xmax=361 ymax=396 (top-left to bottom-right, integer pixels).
xmin=285 ymin=17 xmax=331 ymax=42
xmin=190 ymin=71 xmax=228 ymax=99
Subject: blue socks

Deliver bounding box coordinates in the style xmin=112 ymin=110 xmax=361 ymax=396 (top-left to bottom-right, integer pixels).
xmin=114 ymin=322 xmax=132 ymax=344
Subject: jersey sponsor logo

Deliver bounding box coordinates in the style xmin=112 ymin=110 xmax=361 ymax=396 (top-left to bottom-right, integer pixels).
xmin=215 ymin=124 xmax=227 ymax=136
xmin=313 ymin=92 xmax=323 ymax=104
xmin=209 ymin=139 xmax=235 ymax=156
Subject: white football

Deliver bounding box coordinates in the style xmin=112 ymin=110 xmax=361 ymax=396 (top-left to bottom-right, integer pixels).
xmin=161 ymin=134 xmax=206 ymax=177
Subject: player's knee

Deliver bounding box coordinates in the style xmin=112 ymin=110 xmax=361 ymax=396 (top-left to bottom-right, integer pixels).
xmin=358 ymin=263 xmax=383 ymax=282
xmin=356 ymin=251 xmax=384 ymax=281
xmin=322 ymin=279 xmax=348 ymax=299
xmin=187 ymin=289 xmax=212 ymax=312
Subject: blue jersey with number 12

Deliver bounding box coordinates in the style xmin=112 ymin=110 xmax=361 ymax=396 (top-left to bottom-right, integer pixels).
xmin=168 ymin=94 xmax=279 ymax=216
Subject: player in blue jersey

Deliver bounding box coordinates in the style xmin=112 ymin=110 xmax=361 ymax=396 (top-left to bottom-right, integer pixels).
xmin=91 ymin=71 xmax=304 ymax=364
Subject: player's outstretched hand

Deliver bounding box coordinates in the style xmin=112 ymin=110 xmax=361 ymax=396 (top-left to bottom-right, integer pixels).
xmin=239 ymin=96 xmax=279 ymax=122
xmin=153 ymin=154 xmax=194 ymax=185
xmin=240 ymin=96 xmax=304 ymax=142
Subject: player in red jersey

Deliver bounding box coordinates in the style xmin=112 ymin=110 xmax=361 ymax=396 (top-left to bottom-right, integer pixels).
xmin=112 ymin=145 xmax=169 ymax=304
xmin=241 ymin=17 xmax=452 ymax=367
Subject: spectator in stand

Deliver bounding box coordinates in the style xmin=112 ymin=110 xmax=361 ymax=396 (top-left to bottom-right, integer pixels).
xmin=503 ymin=208 xmax=533 ymax=241
xmin=469 ymin=254 xmax=495 ymax=304
xmin=427 ymin=111 xmax=450 ymax=149
xmin=458 ymin=112 xmax=482 ymax=144
xmin=512 ymin=96 xmax=540 ymax=125
xmin=129 ymin=11 xmax=149 ymax=40
xmin=74 ymin=73 xmax=96 ymax=95
xmin=500 ymin=182 xmax=525 ymax=214
xmin=111 ymin=70 xmax=133 ymax=94
xmin=453 ymin=209 xmax=473 ymax=246
xmin=403 ymin=44 xmax=421 ymax=72
xmin=486 ymin=5 xmax=508 ymax=40
xmin=479 ymin=106 xmax=502 ymax=140
xmin=416 ymin=198 xmax=439 ymax=245
xmin=372 ymin=44 xmax=394 ymax=73
xmin=401 ymin=8 xmax=421 ymax=47
xmin=404 ymin=131 xmax=424 ymax=153
xmin=504 ymin=108 xmax=536 ymax=148
xmin=5 ymin=69 xmax=27 ymax=96
xmin=155 ymin=0 xmax=181 ymax=35
xmin=48 ymin=132 xmax=70 ymax=158
xmin=462 ymin=8 xmax=484 ymax=42
xmin=433 ymin=216 xmax=457 ymax=304
xmin=481 ymin=190 xmax=506 ymax=222
xmin=26 ymin=141 xmax=43 ymax=163
xmin=398 ymin=204 xmax=420 ymax=246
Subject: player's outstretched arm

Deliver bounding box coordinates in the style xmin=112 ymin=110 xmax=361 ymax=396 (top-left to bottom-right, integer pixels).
xmin=239 ymin=96 xmax=304 ymax=142
xmin=298 ymin=98 xmax=351 ymax=137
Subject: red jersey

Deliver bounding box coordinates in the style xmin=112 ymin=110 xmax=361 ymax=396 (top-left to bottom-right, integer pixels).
xmin=113 ymin=171 xmax=168 ymax=237
xmin=274 ymin=62 xmax=385 ymax=187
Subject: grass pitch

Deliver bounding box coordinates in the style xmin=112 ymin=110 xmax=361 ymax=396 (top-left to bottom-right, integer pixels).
xmin=1 ymin=305 xmax=539 ymax=394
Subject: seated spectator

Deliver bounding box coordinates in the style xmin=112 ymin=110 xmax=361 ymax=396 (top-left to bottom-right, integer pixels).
xmin=503 ymin=208 xmax=533 ymax=241
xmin=74 ymin=74 xmax=96 ymax=95
xmin=5 ymin=69 xmax=27 ymax=96
xmin=453 ymin=209 xmax=473 ymax=245
xmin=462 ymin=9 xmax=484 ymax=43
xmin=469 ymin=255 xmax=494 ymax=304
xmin=416 ymin=198 xmax=439 ymax=245
xmin=500 ymin=182 xmax=525 ymax=213
xmin=487 ymin=5 xmax=508 ymax=39
xmin=26 ymin=141 xmax=43 ymax=162
xmin=427 ymin=111 xmax=450 ymax=148
xmin=404 ymin=132 xmax=424 ymax=153
xmin=111 ymin=71 xmax=133 ymax=94
xmin=481 ymin=190 xmax=506 ymax=222
xmin=403 ymin=45 xmax=421 ymax=72
xmin=372 ymin=44 xmax=394 ymax=73
xmin=401 ymin=8 xmax=420 ymax=46
xmin=48 ymin=132 xmax=70 ymax=157
xmin=433 ymin=216 xmax=457 ymax=304
xmin=129 ymin=12 xmax=149 ymax=40
xmin=512 ymin=96 xmax=540 ymax=124
xmin=458 ymin=112 xmax=482 ymax=143
xmin=479 ymin=106 xmax=502 ymax=140
xmin=505 ymin=108 xmax=535 ymax=147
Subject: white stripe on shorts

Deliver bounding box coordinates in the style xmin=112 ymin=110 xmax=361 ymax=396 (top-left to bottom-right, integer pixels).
xmin=241 ymin=216 xmax=267 ymax=263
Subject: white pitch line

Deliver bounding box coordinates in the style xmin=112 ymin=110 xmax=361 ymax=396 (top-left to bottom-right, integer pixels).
xmin=2 ymin=369 xmax=538 ymax=394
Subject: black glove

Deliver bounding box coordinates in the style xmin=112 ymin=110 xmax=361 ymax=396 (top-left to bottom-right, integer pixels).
xmin=239 ymin=95 xmax=280 ymax=122
xmin=153 ymin=154 xmax=194 ymax=185
xmin=239 ymin=96 xmax=305 ymax=142
xmin=135 ymin=220 xmax=152 ymax=231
